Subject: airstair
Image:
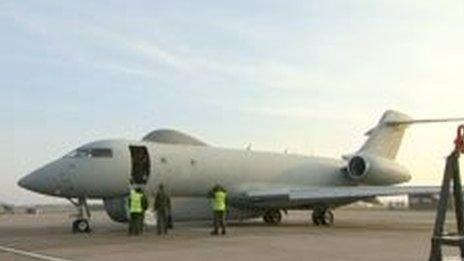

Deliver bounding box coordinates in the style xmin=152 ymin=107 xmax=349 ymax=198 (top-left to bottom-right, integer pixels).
xmin=429 ymin=125 xmax=464 ymax=261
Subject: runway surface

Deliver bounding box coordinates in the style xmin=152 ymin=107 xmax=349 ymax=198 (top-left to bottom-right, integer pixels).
xmin=0 ymin=209 xmax=460 ymax=261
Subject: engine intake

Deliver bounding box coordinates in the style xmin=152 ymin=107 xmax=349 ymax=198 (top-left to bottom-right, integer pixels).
xmin=346 ymin=155 xmax=411 ymax=185
xmin=103 ymin=196 xmax=129 ymax=223
xmin=348 ymin=156 xmax=368 ymax=180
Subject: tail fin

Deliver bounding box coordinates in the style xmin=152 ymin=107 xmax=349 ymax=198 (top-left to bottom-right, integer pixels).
xmin=356 ymin=110 xmax=464 ymax=160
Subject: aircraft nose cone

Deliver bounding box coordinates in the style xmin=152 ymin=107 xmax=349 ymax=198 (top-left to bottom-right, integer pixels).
xmin=17 ymin=176 xmax=29 ymax=189
xmin=18 ymin=164 xmax=61 ymax=195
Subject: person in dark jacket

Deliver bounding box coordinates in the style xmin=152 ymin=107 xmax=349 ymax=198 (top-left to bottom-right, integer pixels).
xmin=154 ymin=183 xmax=171 ymax=235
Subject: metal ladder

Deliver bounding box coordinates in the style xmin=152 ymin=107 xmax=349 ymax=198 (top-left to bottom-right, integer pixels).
xmin=429 ymin=125 xmax=464 ymax=261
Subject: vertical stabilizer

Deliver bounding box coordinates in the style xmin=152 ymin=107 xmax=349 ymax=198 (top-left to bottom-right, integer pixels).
xmin=356 ymin=110 xmax=412 ymax=160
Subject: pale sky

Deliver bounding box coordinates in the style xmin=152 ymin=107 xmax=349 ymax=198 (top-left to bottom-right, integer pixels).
xmin=1 ymin=1 xmax=464 ymax=205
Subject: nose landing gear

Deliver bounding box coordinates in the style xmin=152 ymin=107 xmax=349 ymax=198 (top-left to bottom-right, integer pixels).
xmin=69 ymin=197 xmax=92 ymax=233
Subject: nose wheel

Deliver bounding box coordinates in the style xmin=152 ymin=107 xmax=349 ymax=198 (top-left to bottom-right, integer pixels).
xmin=69 ymin=198 xmax=92 ymax=233
xmin=73 ymin=219 xmax=90 ymax=233
xmin=312 ymin=208 xmax=334 ymax=226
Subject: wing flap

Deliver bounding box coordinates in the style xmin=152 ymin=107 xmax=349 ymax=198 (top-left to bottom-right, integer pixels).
xmin=241 ymin=186 xmax=440 ymax=208
xmin=289 ymin=186 xmax=440 ymax=200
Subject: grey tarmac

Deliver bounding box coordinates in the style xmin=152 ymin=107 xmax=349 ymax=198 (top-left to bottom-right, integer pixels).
xmin=0 ymin=209 xmax=461 ymax=261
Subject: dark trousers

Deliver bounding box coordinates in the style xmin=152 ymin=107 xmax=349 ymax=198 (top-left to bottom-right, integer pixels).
xmin=212 ymin=210 xmax=226 ymax=234
xmin=129 ymin=213 xmax=144 ymax=235
xmin=157 ymin=211 xmax=168 ymax=235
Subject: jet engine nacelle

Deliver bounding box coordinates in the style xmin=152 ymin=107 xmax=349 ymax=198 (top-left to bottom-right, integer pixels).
xmin=346 ymin=155 xmax=411 ymax=185
xmin=103 ymin=197 xmax=129 ymax=223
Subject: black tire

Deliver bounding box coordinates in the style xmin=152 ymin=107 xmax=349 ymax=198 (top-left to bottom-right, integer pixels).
xmin=321 ymin=210 xmax=334 ymax=226
xmin=73 ymin=219 xmax=91 ymax=233
xmin=263 ymin=214 xmax=270 ymax=223
xmin=263 ymin=210 xmax=282 ymax=224
xmin=271 ymin=210 xmax=282 ymax=224
xmin=311 ymin=211 xmax=320 ymax=226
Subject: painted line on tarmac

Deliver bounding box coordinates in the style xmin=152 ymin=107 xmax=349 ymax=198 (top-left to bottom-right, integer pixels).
xmin=0 ymin=245 xmax=74 ymax=261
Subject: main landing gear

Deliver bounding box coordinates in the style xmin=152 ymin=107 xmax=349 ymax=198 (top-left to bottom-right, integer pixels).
xmin=263 ymin=209 xmax=283 ymax=224
xmin=312 ymin=208 xmax=334 ymax=226
xmin=69 ymin=197 xmax=92 ymax=233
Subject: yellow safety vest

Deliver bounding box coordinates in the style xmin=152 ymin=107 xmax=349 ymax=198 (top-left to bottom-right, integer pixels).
xmin=213 ymin=191 xmax=227 ymax=211
xmin=130 ymin=190 xmax=143 ymax=214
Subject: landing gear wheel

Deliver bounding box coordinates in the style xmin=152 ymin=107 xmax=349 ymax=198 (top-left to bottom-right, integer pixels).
xmin=263 ymin=215 xmax=270 ymax=223
xmin=263 ymin=210 xmax=282 ymax=225
xmin=312 ymin=211 xmax=321 ymax=226
xmin=69 ymin=197 xmax=92 ymax=233
xmin=73 ymin=219 xmax=91 ymax=233
xmin=312 ymin=209 xmax=334 ymax=226
xmin=321 ymin=210 xmax=334 ymax=226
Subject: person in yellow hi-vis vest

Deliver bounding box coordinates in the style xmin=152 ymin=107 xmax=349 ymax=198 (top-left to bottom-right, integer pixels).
xmin=208 ymin=184 xmax=228 ymax=235
xmin=128 ymin=186 xmax=148 ymax=236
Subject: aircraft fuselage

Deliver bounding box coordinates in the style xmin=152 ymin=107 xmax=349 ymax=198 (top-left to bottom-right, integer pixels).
xmin=19 ymin=139 xmax=354 ymax=199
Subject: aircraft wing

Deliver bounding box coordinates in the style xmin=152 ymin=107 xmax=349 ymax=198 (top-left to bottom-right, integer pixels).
xmin=237 ymin=186 xmax=441 ymax=209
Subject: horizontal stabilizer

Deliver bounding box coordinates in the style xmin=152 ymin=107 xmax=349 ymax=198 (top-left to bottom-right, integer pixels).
xmin=356 ymin=110 xmax=464 ymax=159
xmin=385 ymin=117 xmax=464 ymax=126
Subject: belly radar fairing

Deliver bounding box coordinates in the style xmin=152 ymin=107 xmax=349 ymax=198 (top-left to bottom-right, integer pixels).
xmin=18 ymin=111 xmax=464 ymax=233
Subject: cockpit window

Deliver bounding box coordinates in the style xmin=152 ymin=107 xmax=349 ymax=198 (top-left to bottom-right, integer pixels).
xmin=65 ymin=148 xmax=113 ymax=158
xmin=90 ymin=148 xmax=113 ymax=158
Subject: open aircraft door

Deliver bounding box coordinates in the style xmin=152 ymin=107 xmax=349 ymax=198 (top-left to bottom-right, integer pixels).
xmin=129 ymin=146 xmax=150 ymax=185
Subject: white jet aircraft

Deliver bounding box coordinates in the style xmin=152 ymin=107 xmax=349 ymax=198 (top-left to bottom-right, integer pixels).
xmin=18 ymin=110 xmax=464 ymax=233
